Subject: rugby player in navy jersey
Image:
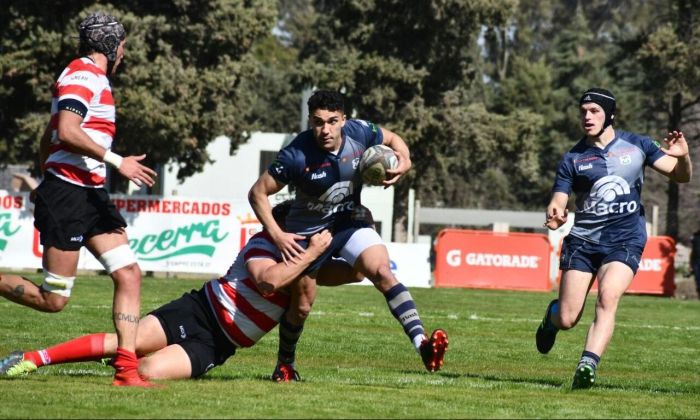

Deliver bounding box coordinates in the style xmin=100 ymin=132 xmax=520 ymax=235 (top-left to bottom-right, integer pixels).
xmin=249 ymin=90 xmax=447 ymax=381
xmin=536 ymin=88 xmax=692 ymax=389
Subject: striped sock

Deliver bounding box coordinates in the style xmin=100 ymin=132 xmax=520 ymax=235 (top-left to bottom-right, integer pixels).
xmin=384 ymin=283 xmax=425 ymax=350
xmin=278 ymin=315 xmax=304 ymax=365
xmin=578 ymin=350 xmax=600 ymax=369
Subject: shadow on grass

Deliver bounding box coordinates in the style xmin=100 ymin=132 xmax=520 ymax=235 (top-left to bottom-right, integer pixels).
xmin=431 ymin=370 xmax=695 ymax=395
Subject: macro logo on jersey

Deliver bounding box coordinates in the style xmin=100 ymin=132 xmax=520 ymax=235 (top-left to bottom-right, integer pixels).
xmin=307 ymin=181 xmax=355 ymax=218
xmin=582 ymin=175 xmax=637 ymax=216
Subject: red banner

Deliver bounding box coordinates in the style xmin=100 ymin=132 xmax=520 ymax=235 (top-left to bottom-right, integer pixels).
xmin=434 ymin=229 xmax=552 ymax=291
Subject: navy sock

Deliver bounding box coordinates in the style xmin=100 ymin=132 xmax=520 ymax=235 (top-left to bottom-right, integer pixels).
xmin=384 ymin=283 xmax=425 ymax=345
xmin=579 ymin=350 xmax=600 ymax=369
xmin=278 ymin=315 xmax=304 ymax=365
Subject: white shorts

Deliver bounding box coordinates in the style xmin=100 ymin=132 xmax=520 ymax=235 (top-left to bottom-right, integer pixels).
xmin=338 ymin=228 xmax=384 ymax=267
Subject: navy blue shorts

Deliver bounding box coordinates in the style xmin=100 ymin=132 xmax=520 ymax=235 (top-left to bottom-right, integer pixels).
xmin=298 ymin=217 xmax=371 ymax=274
xmin=559 ymin=235 xmax=645 ymax=274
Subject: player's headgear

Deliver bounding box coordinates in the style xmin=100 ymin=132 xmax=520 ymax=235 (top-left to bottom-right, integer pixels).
xmin=78 ymin=11 xmax=125 ymax=75
xmin=580 ymin=88 xmax=616 ymax=133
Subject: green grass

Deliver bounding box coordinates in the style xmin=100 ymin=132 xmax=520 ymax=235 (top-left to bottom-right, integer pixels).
xmin=1 ymin=275 xmax=698 ymax=418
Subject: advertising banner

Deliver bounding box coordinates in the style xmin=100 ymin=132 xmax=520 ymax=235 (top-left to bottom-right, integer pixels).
xmin=434 ymin=229 xmax=552 ymax=291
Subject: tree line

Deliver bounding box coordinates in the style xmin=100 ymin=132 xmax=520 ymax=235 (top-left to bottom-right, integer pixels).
xmin=1 ymin=0 xmax=698 ymax=242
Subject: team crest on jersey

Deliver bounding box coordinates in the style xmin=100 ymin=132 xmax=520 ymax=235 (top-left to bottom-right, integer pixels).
xmin=619 ymin=154 xmax=632 ymax=165
xmin=352 ymin=157 xmax=360 ymax=170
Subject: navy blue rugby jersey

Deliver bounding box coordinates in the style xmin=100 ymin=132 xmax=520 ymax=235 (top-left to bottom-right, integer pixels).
xmin=552 ymin=130 xmax=665 ymax=246
xmin=268 ymin=119 xmax=383 ymax=235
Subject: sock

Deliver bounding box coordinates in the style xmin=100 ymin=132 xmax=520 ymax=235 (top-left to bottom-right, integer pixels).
xmin=383 ymin=283 xmax=425 ymax=350
xmin=277 ymin=315 xmax=304 ymax=366
xmin=545 ymin=301 xmax=560 ymax=331
xmin=578 ymin=350 xmax=600 ymax=369
xmin=113 ymin=348 xmax=139 ymax=375
xmin=23 ymin=333 xmax=106 ymax=368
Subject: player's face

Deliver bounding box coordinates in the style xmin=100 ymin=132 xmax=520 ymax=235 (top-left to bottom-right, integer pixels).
xmin=579 ymin=103 xmax=605 ymax=137
xmin=112 ymin=39 xmax=126 ymax=73
xmin=309 ymin=109 xmax=346 ymax=152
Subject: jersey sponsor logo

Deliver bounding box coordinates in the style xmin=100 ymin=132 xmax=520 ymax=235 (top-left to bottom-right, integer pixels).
xmin=70 ymin=235 xmax=84 ymax=242
xmin=578 ymin=163 xmax=593 ymax=171
xmin=582 ymin=175 xmax=637 ymax=216
xmin=446 ymin=250 xmax=540 ymax=269
xmin=307 ymin=181 xmax=355 ymax=218
xmin=311 ymin=171 xmax=327 ymax=180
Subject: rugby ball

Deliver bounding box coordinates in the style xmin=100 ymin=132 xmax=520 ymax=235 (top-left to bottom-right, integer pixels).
xmin=359 ymin=144 xmax=398 ymax=186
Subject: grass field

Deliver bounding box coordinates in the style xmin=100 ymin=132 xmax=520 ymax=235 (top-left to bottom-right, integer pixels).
xmin=0 ymin=274 xmax=698 ymax=418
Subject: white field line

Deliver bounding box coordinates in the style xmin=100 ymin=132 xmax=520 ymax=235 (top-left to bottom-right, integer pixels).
xmin=65 ymin=307 xmax=700 ymax=332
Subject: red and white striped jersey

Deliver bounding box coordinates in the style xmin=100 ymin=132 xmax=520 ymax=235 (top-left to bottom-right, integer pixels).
xmin=45 ymin=57 xmax=116 ymax=188
xmin=204 ymin=231 xmax=291 ymax=348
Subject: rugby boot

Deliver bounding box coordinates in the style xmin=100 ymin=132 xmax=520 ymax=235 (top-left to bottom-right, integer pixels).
xmin=536 ymin=299 xmax=559 ymax=354
xmin=420 ymin=329 xmax=449 ymax=372
xmin=571 ymin=363 xmax=596 ymax=389
xmin=271 ymin=362 xmax=301 ymax=382
xmin=0 ymin=351 xmax=37 ymax=377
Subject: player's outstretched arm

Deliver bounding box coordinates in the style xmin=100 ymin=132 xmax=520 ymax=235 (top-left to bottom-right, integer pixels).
xmin=381 ymin=127 xmax=411 ymax=186
xmin=248 ymin=230 xmax=332 ymax=294
xmin=652 ymin=131 xmax=692 ymax=183
xmin=249 ymin=172 xmax=306 ymax=262
xmin=544 ymin=192 xmax=569 ymax=230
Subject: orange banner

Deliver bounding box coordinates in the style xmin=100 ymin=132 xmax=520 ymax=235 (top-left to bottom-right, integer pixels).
xmin=434 ymin=229 xmax=552 ymax=291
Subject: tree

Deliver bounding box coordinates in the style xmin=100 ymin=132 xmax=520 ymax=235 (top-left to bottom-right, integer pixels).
xmin=0 ymin=0 xmax=277 ymax=189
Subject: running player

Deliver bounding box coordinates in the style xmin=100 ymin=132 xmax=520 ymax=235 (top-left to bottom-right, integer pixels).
xmin=0 ymin=11 xmax=157 ymax=386
xmin=537 ymin=88 xmax=692 ymax=388
xmin=249 ymin=89 xmax=448 ymax=381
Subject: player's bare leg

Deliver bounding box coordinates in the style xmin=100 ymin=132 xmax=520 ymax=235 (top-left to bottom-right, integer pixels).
xmin=273 ymin=275 xmax=316 ymax=382
xmin=87 ymin=230 xmax=151 ymax=387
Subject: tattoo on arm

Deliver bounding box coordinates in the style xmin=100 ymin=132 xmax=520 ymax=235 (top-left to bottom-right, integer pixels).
xmin=113 ymin=312 xmax=140 ymax=324
xmin=11 ymin=285 xmax=24 ymax=298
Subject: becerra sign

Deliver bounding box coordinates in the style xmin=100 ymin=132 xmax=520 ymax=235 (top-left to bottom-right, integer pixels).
xmin=434 ymin=229 xmax=552 ymax=291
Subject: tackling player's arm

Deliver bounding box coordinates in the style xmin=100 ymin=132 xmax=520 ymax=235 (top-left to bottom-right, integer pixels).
xmin=38 ymin=120 xmax=53 ymax=174
xmin=650 ymin=131 xmax=692 ymax=183
xmin=544 ymin=192 xmax=569 ymax=230
xmin=247 ymin=230 xmax=332 ymax=294
xmin=248 ymin=172 xmax=306 ymax=262
xmin=380 ymin=127 xmax=412 ymax=186
xmin=56 ymin=110 xmax=156 ymax=187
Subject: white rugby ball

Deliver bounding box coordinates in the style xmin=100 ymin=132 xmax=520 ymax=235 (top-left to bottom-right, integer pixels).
xmin=359 ymin=144 xmax=398 ymax=186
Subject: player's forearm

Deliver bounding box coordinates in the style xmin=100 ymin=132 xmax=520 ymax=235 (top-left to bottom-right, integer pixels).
xmin=386 ymin=134 xmax=411 ymax=168
xmin=257 ymin=251 xmax=321 ymax=293
xmin=57 ymin=123 xmax=109 ymax=162
xmin=670 ymin=155 xmax=692 ymax=183
xmin=248 ymin=188 xmax=283 ymax=237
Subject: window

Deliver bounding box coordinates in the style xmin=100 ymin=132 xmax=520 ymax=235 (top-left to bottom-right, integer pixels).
xmin=259 ymin=151 xmax=278 ymax=176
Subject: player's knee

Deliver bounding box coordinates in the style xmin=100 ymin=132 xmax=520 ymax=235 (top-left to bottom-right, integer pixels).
xmin=99 ymin=245 xmax=139 ymax=279
xmin=295 ymin=302 xmax=313 ymax=321
xmin=42 ymin=294 xmax=69 ymax=313
xmin=367 ymin=264 xmax=397 ymax=291
xmin=595 ymin=292 xmax=620 ymax=314
xmin=557 ymin=311 xmax=579 ymax=330
xmin=137 ymin=359 xmax=158 ymax=379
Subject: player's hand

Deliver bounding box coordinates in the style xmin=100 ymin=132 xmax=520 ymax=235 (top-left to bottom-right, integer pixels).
xmin=307 ymin=229 xmax=332 ymax=257
xmin=118 ymin=154 xmax=158 ymax=187
xmin=383 ymin=151 xmax=411 ymax=188
xmin=544 ymin=207 xmax=568 ymax=230
xmin=271 ymin=231 xmax=307 ymax=264
xmin=660 ymin=131 xmax=689 ymax=158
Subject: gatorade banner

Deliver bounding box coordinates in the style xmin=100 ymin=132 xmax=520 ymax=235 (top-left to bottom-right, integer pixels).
xmin=434 ymin=229 xmax=552 ymax=291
